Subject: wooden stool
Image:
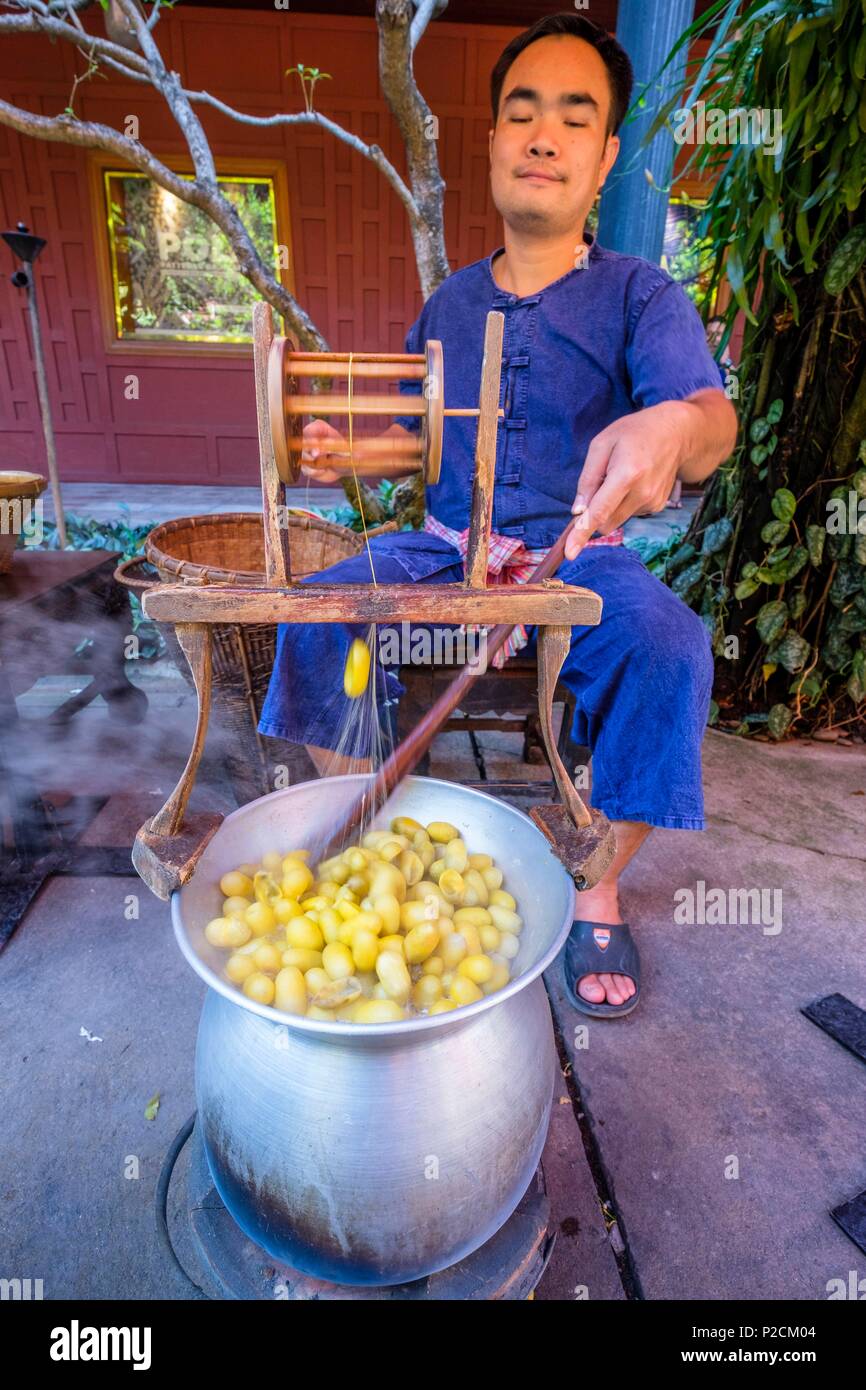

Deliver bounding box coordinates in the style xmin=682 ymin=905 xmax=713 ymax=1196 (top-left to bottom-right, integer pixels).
xmin=396 ymin=654 xmax=583 ymax=793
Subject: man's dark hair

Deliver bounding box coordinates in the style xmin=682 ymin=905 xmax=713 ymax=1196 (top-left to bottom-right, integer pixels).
xmin=490 ymin=11 xmax=634 ymax=137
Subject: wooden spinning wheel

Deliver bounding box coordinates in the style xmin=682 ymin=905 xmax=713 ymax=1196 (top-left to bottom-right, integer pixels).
xmin=267 ymin=334 xmax=481 ymax=486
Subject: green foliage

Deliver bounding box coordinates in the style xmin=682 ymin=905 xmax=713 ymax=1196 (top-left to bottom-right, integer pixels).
xmin=650 ymin=0 xmax=866 ymax=739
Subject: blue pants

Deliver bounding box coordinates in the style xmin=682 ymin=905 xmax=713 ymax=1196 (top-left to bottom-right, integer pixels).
xmin=258 ymin=533 xmax=714 ymax=830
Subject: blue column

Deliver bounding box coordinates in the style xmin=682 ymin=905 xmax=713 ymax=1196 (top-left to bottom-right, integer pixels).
xmin=597 ymin=0 xmax=696 ymax=263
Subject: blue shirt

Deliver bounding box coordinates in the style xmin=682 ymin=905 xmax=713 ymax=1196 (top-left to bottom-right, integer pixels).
xmin=396 ymin=234 xmax=724 ymax=548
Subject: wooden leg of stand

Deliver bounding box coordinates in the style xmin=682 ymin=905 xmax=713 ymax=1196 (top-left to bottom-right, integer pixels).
xmin=530 ymin=619 xmax=615 ymax=892
xmin=132 ymin=623 xmax=224 ymax=900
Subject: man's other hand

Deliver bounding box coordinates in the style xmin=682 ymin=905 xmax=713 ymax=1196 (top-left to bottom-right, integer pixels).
xmin=299 ymin=419 xmax=346 ymax=485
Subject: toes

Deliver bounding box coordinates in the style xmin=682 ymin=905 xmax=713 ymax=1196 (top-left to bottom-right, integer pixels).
xmin=613 ymin=973 xmax=636 ymax=1001
xmin=577 ymin=973 xmax=606 ymax=1003
xmin=598 ymin=973 xmax=626 ymax=1006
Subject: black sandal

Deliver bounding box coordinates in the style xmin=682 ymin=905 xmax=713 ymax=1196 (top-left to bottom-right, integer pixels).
xmin=563 ymin=920 xmax=641 ymax=1018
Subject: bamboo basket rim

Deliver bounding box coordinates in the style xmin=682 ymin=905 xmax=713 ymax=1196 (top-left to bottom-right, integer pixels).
xmin=144 ymin=510 xmax=364 ymax=585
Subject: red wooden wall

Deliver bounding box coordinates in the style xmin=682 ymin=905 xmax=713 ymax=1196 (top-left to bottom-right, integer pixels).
xmin=0 ymin=8 xmax=512 ymax=485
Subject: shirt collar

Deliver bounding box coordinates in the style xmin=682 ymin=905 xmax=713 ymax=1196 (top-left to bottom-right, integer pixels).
xmin=486 ymin=231 xmax=599 ymax=301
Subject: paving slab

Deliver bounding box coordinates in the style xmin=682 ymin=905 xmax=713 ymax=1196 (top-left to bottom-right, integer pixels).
xmin=549 ymin=732 xmax=866 ymax=1301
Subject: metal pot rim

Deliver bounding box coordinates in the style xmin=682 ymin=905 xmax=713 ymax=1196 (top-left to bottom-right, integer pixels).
xmin=171 ymin=774 xmax=576 ymax=1039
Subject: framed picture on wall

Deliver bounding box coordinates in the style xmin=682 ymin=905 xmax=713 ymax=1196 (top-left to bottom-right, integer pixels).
xmin=93 ymin=161 xmax=292 ymax=349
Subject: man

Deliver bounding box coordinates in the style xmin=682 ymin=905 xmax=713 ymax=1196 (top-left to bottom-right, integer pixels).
xmin=259 ymin=12 xmax=738 ymax=1017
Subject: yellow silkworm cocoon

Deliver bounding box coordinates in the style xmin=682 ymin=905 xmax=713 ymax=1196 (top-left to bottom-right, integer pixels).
xmin=479 ymin=924 xmax=502 ymax=953
xmin=344 ymin=637 xmax=371 ymax=698
xmin=461 ymin=869 xmax=489 ymax=907
xmin=379 ymin=934 xmax=406 ymax=956
xmin=400 ymin=899 xmax=437 ymax=930
xmin=219 ymin=871 xmax=253 ymax=899
xmin=252 ymin=941 xmax=283 ymax=974
xmin=322 ymin=942 xmax=355 ymax=981
xmin=274 ymin=966 xmax=307 ymax=1015
xmin=443 ymin=838 xmax=468 ymax=873
xmin=304 ymin=967 xmax=330 ymax=995
xmin=412 ymin=975 xmax=443 ymax=1008
xmin=244 ymin=901 xmax=276 ymax=937
xmin=460 ymin=924 xmax=482 ymax=956
xmin=281 ymin=862 xmax=314 ymax=899
xmin=282 ymin=947 xmax=323 ymax=973
xmin=404 ymin=922 xmax=441 ymax=965
xmin=243 ymin=972 xmax=275 ymax=1005
xmin=222 ymin=895 xmax=252 ymax=920
xmin=449 ymin=976 xmax=483 ymax=1006
xmin=351 ymin=929 xmax=380 ymax=973
xmin=391 ymin=816 xmax=423 ymax=838
xmin=498 ymin=933 xmax=520 ymax=961
xmin=421 ymin=954 xmax=445 ymax=977
xmin=285 ymin=916 xmax=325 ymax=952
xmin=273 ymin=897 xmax=304 ymax=925
xmin=490 ymin=889 xmax=517 ymax=911
xmin=458 ymin=954 xmax=494 ymax=985
xmin=375 ymin=951 xmax=411 ymax=1004
xmin=397 ymin=849 xmax=424 ymax=886
xmin=438 ymin=870 xmax=465 ymax=903
xmin=440 ymin=933 xmax=467 ymax=969
xmin=205 ymin=916 xmax=251 ymax=950
xmin=467 ymin=853 xmax=493 ymax=870
xmin=370 ymin=892 xmax=402 ymax=932
xmin=225 ymin=953 xmax=256 ymax=984
xmin=428 ymin=999 xmax=457 ymax=1015
xmin=489 ymin=904 xmax=522 ymax=934
xmin=454 ymin=907 xmax=492 ymax=928
xmin=481 ymin=866 xmax=504 ymax=891
xmin=483 ymin=958 xmax=511 ymax=994
xmin=426 ymin=821 xmax=459 ymax=844
xmin=354 ymin=999 xmax=405 ymax=1024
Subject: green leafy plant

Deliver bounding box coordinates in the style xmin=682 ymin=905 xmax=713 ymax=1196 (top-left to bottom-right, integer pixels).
xmin=650 ymin=0 xmax=866 ymax=739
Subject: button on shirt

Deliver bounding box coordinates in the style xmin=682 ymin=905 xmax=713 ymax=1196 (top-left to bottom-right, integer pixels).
xmin=395 ymin=234 xmax=724 ymax=550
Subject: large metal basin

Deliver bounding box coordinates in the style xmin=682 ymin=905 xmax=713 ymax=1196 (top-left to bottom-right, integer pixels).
xmin=173 ymin=775 xmax=575 ymax=1286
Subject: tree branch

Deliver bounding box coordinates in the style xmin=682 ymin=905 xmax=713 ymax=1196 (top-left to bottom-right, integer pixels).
xmin=185 ymin=89 xmax=420 ymax=221
xmin=0 ymin=7 xmax=149 ymax=73
xmin=0 ymin=96 xmax=328 ymax=348
xmin=410 ymin=0 xmax=443 ymax=51
xmin=377 ymin=0 xmax=449 ymax=298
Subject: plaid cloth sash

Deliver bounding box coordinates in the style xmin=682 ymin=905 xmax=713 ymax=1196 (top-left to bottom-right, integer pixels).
xmin=422 ymin=512 xmax=623 ymax=669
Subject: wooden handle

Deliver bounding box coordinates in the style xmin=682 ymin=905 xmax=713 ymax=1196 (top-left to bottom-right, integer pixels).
xmin=536 ymin=617 xmax=592 ymax=828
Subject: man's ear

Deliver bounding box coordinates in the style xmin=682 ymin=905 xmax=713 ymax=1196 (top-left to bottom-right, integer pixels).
xmin=597 ymin=134 xmax=620 ymax=190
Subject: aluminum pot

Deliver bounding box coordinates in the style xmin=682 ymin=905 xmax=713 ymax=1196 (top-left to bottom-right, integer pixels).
xmin=173 ymin=774 xmax=576 ymax=1286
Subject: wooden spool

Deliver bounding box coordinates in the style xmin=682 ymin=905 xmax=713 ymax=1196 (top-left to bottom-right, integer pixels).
xmin=267 ymin=335 xmax=492 ymax=486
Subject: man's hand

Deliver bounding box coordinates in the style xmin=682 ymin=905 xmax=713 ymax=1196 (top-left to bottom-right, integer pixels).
xmin=299 ymin=419 xmax=345 ymax=485
xmin=564 ymin=390 xmax=737 ymax=561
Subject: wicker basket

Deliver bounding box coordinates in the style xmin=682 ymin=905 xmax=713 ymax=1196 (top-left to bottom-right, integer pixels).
xmin=115 ymin=512 xmax=367 ymax=798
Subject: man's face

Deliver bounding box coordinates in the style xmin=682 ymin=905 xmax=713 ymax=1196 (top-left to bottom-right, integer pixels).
xmin=489 ymin=35 xmax=620 ymax=238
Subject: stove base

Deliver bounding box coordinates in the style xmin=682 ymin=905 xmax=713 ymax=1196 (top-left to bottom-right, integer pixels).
xmin=185 ymin=1121 xmax=554 ymax=1300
